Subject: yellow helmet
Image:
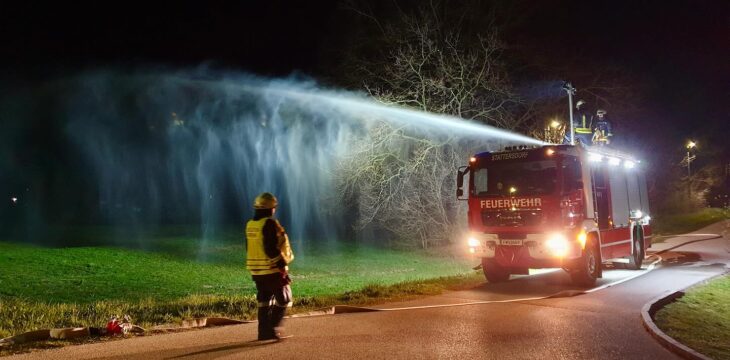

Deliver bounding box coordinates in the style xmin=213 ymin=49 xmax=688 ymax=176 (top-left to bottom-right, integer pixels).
xmin=253 ymin=192 xmax=278 ymax=209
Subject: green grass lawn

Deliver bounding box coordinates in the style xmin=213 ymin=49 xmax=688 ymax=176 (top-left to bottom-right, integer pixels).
xmin=654 ymin=275 xmax=730 ymax=360
xmin=651 ymin=208 xmax=730 ymax=238
xmin=0 ymin=233 xmax=480 ymax=339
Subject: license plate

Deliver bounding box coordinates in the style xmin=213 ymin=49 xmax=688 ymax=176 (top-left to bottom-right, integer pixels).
xmin=501 ymin=239 xmax=523 ymax=246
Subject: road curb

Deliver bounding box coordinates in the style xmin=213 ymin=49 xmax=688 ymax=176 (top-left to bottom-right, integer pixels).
xmin=0 ymin=317 xmax=253 ymax=348
xmin=640 ymin=273 xmax=728 ymax=360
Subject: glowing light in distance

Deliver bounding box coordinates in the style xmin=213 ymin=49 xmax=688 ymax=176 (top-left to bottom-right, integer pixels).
xmin=608 ymin=157 xmax=621 ymax=166
xmin=624 ymin=160 xmax=635 ymax=169
xmin=509 ymin=186 xmax=517 ymax=194
xmin=10 ymin=197 xmax=18 ymax=204
xmin=588 ymin=153 xmax=603 ymax=162
xmin=470 ymin=157 xmax=477 ymax=163
xmin=687 ymin=140 xmax=696 ymax=149
xmin=467 ymin=237 xmax=480 ymax=247
xmin=550 ymin=120 xmax=561 ymax=128
xmin=546 ymin=148 xmax=555 ymax=156
xmin=546 ymin=233 xmax=569 ymax=257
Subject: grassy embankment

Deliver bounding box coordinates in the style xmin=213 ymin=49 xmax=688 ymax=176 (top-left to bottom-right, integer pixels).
xmin=0 ymin=232 xmax=481 ymax=341
xmin=654 ymin=275 xmax=730 ymax=360
xmin=651 ymin=208 xmax=729 ymax=243
xmin=652 ymin=208 xmax=729 ymax=359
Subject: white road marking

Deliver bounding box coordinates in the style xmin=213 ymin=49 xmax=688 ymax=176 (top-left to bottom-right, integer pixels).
xmin=585 ymin=255 xmax=662 ymax=293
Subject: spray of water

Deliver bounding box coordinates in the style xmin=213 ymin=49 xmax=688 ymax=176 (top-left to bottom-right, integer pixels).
xmin=4 ymin=68 xmax=543 ymax=252
xmin=245 ymin=80 xmax=543 ymax=144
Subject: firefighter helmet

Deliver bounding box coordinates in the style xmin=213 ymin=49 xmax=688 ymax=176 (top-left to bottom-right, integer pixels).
xmin=253 ymin=192 xmax=278 ymax=209
xmin=576 ymin=100 xmax=586 ymax=108
xmin=596 ymin=109 xmax=607 ymax=117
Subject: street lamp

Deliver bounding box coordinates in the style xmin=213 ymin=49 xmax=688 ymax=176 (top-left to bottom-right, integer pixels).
xmin=684 ymin=140 xmax=697 ymax=199
xmin=562 ymin=82 xmax=576 ymax=145
xmin=544 ymin=119 xmax=563 ymax=144
xmin=685 ymin=140 xmax=697 ymax=177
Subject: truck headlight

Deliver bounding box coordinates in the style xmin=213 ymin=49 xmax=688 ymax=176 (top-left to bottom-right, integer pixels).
xmin=546 ymin=233 xmax=568 ymax=257
xmin=467 ymin=237 xmax=480 ymax=247
xmin=577 ymin=230 xmax=587 ymax=249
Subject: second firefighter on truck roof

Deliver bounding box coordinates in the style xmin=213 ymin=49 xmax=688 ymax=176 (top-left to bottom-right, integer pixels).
xmin=592 ymin=109 xmax=613 ymax=146
xmin=246 ymin=192 xmax=294 ymax=341
xmin=567 ymin=100 xmax=613 ymax=146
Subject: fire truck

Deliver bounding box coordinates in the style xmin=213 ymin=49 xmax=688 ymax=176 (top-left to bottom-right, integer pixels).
xmin=456 ymin=144 xmax=652 ymax=286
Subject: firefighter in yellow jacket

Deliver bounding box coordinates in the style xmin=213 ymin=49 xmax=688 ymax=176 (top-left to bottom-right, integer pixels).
xmin=573 ymin=100 xmax=594 ymax=146
xmin=246 ymin=192 xmax=294 ymax=340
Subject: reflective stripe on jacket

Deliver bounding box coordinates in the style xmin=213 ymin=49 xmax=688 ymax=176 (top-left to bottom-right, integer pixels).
xmin=575 ymin=114 xmax=592 ymax=134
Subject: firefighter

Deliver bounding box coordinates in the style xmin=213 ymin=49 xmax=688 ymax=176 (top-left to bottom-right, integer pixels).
xmin=246 ymin=192 xmax=295 ymax=340
xmin=573 ymin=100 xmax=593 ymax=146
xmin=564 ymin=100 xmax=593 ymax=146
xmin=592 ymin=109 xmax=613 ymax=146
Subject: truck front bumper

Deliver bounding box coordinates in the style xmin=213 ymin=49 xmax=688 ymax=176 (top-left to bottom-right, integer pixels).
xmin=468 ymin=232 xmax=582 ymax=268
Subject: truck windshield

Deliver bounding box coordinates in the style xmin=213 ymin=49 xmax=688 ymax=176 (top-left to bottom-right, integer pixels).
xmin=473 ymin=160 xmax=557 ymax=196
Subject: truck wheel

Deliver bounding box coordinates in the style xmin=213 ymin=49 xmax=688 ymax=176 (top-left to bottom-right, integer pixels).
xmin=627 ymin=230 xmax=645 ymax=270
xmin=570 ymin=240 xmax=599 ymax=287
xmin=482 ymin=259 xmax=510 ymax=283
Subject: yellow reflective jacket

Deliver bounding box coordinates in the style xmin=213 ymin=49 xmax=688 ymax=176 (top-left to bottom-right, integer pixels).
xmin=575 ymin=114 xmax=592 ymax=134
xmin=246 ymin=217 xmax=294 ymax=275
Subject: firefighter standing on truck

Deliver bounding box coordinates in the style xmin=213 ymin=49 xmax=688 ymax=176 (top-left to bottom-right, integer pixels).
xmin=564 ymin=99 xmax=593 ymax=146
xmin=592 ymin=109 xmax=613 ymax=146
xmin=573 ymin=100 xmax=593 ymax=146
xmin=246 ymin=192 xmax=294 ymax=341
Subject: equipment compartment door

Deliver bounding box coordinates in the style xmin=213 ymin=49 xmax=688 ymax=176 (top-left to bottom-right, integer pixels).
xmin=608 ymin=166 xmax=630 ymax=228
xmin=591 ymin=166 xmax=610 ymax=230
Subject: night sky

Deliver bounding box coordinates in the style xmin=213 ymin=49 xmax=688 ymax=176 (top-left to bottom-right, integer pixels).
xmin=516 ymin=0 xmax=728 ymax=150
xmin=1 ymin=0 xmax=727 ymax=153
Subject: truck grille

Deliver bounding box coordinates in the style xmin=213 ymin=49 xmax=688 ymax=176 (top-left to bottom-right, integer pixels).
xmin=481 ymin=210 xmax=542 ymax=227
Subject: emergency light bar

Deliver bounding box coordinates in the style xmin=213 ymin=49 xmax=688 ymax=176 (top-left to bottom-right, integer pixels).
xmin=503 ymin=145 xmax=540 ymax=151
xmin=484 ymin=144 xmax=642 ymax=169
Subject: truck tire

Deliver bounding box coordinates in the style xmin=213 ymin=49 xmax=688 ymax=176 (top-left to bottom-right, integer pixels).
xmin=570 ymin=240 xmax=599 ymax=287
xmin=627 ymin=229 xmax=645 ymax=270
xmin=482 ymin=258 xmax=510 ymax=283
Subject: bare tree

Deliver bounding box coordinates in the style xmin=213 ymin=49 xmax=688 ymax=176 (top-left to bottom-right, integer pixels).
xmin=336 ymin=122 xmax=465 ymax=248
xmin=357 ymin=8 xmax=525 ymax=129
xmin=336 ymin=4 xmax=522 ymax=248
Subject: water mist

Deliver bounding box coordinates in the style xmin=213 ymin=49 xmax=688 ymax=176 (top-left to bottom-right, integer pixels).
xmin=2 ymin=68 xmax=543 ymax=255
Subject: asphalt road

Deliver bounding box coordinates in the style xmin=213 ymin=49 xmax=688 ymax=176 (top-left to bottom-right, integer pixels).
xmin=9 ymin=221 xmax=730 ymax=360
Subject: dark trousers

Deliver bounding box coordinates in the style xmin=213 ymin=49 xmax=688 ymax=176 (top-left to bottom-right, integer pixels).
xmin=253 ymin=273 xmax=292 ymax=339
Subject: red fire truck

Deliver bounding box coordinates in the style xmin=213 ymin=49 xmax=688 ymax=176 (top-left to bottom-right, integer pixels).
xmin=456 ymin=144 xmax=652 ymax=286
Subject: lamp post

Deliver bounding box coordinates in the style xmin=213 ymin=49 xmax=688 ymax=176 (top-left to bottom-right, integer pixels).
xmin=686 ymin=141 xmax=696 ymax=176
xmin=562 ymin=82 xmax=576 ymax=145
xmin=685 ymin=140 xmax=697 ymax=198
